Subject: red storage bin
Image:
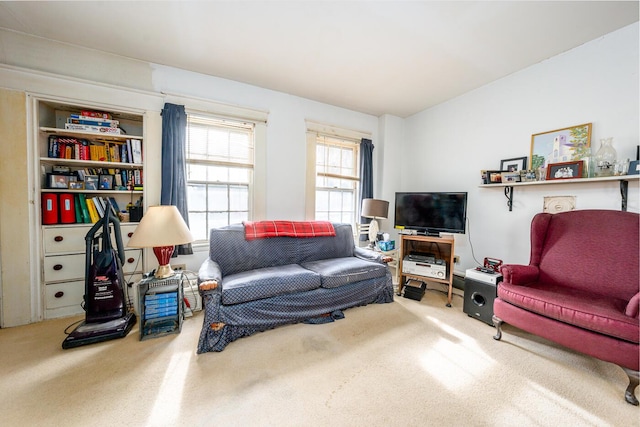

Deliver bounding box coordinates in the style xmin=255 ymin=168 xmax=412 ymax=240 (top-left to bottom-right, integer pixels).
xmin=42 ymin=193 xmax=58 ymax=224
xmin=59 ymin=193 xmax=76 ymax=224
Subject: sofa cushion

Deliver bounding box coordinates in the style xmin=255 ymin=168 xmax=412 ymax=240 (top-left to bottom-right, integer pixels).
xmin=498 ymin=281 xmax=639 ymax=344
xmin=300 ymin=257 xmax=387 ymax=289
xmin=222 ymin=264 xmax=321 ymax=305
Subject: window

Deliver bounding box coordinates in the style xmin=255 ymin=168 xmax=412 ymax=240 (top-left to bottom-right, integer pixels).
xmin=310 ymin=134 xmax=360 ymax=229
xmin=186 ymin=114 xmax=254 ymax=241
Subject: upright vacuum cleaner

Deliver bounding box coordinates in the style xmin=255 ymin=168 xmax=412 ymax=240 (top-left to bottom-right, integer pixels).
xmin=62 ymin=200 xmax=137 ymax=349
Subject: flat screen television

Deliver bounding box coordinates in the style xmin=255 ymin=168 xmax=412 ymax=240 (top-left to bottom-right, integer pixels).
xmin=394 ymin=192 xmax=468 ymax=235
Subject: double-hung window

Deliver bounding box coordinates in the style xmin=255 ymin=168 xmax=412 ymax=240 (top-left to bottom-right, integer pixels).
xmin=306 ymin=121 xmax=369 ymax=233
xmin=314 ymin=135 xmax=360 ymax=226
xmin=185 ymin=114 xmax=254 ymax=242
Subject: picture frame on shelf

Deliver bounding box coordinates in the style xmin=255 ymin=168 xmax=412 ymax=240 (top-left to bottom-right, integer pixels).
xmin=519 ymin=170 xmax=537 ymax=182
xmin=99 ymin=174 xmax=114 ymax=190
xmin=482 ymin=170 xmax=505 ymax=184
xmin=501 ymin=171 xmax=521 ymax=183
xmin=530 ymin=123 xmax=591 ymax=171
xmin=500 ymin=156 xmax=527 ymax=172
xmin=84 ymin=175 xmax=98 ymax=190
xmin=546 ymin=161 xmax=583 ymax=180
xmin=48 ymin=174 xmax=70 ymax=189
xmin=69 ymin=181 xmax=84 ymax=190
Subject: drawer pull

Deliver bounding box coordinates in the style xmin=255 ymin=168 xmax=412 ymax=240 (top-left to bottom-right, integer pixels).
xmin=54 ymin=291 xmax=64 ymax=298
xmin=127 ymin=257 xmax=135 ymax=264
xmin=53 ymin=264 xmax=63 ymax=271
xmin=54 ymin=236 xmax=64 ymax=242
xmin=128 ymin=232 xmax=134 ymax=238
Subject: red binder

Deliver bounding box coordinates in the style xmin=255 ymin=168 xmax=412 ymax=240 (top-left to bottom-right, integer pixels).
xmin=59 ymin=193 xmax=76 ymax=224
xmin=42 ymin=193 xmax=58 ymax=224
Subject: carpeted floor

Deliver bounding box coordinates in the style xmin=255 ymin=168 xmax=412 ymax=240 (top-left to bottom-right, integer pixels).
xmin=0 ymin=288 xmax=637 ymax=426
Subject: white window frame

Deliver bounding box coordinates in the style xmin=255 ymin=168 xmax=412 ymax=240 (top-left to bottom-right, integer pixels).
xmin=166 ymin=96 xmax=267 ymax=244
xmin=305 ymin=120 xmax=371 ymax=233
xmin=185 ymin=114 xmax=255 ymax=241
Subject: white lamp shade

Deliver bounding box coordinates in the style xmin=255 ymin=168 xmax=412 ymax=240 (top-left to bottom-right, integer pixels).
xmin=127 ymin=205 xmax=194 ymax=248
xmin=361 ymin=199 xmax=389 ymax=219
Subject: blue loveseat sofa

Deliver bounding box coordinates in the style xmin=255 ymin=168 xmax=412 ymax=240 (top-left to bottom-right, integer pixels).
xmin=197 ymin=222 xmax=394 ymax=352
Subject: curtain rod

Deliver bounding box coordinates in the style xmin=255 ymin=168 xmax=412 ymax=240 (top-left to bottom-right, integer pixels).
xmin=161 ymin=91 xmax=269 ymax=124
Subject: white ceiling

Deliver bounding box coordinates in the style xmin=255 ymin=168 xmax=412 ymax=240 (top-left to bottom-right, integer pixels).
xmin=0 ymin=1 xmax=638 ymax=117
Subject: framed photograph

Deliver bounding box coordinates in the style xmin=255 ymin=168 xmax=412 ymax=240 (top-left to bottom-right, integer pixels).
xmin=546 ymin=161 xmax=583 ymax=180
xmin=98 ymin=174 xmax=114 ymax=190
xmin=501 ymin=171 xmax=521 ymax=183
xmin=519 ymin=170 xmax=537 ymax=182
xmin=500 ymin=156 xmax=527 ymax=172
xmin=84 ymin=175 xmax=98 ymax=190
xmin=530 ymin=123 xmax=591 ymax=171
xmin=48 ymin=174 xmax=70 ymax=189
xmin=69 ymin=181 xmax=84 ymax=190
xmin=482 ymin=170 xmax=505 ymax=184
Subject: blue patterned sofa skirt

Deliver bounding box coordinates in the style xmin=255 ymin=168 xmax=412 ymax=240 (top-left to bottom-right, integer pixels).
xmin=197 ymin=223 xmax=394 ymax=352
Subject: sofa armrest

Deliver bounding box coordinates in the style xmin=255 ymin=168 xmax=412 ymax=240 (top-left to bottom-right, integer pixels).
xmin=500 ymin=264 xmax=539 ymax=285
xmin=625 ymin=292 xmax=640 ymax=318
xmin=354 ymin=246 xmax=384 ymax=264
xmin=198 ymin=259 xmax=223 ymax=293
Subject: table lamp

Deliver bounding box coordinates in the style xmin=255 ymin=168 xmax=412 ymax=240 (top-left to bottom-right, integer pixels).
xmin=361 ymin=198 xmax=389 ymax=246
xmin=127 ymin=205 xmax=194 ymax=279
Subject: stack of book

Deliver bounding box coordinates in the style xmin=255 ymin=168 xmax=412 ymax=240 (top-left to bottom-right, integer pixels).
xmin=76 ymin=195 xmax=122 ymax=224
xmin=48 ymin=135 xmax=142 ymax=165
xmin=64 ymin=110 xmax=121 ymax=134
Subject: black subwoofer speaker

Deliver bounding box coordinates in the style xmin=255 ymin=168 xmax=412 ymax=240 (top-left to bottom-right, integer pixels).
xmin=463 ymin=278 xmax=498 ymax=325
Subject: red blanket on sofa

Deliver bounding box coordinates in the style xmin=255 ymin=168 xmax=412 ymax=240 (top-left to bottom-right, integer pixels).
xmin=243 ymin=221 xmax=336 ymax=240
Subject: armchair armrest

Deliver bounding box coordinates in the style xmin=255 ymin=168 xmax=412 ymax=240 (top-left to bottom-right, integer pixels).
xmin=625 ymin=292 xmax=640 ymax=318
xmin=354 ymin=246 xmax=384 ymax=264
xmin=500 ymin=264 xmax=539 ymax=285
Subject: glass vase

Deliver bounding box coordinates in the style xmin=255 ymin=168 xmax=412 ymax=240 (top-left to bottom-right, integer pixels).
xmin=594 ymin=137 xmax=617 ymax=177
xmin=580 ymin=148 xmax=592 ymax=178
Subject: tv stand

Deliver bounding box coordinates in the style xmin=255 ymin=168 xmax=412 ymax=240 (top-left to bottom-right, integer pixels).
xmin=399 ymin=234 xmax=455 ymax=307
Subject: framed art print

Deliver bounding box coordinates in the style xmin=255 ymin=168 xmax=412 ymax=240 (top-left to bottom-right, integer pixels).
xmin=530 ymin=123 xmax=591 ymax=171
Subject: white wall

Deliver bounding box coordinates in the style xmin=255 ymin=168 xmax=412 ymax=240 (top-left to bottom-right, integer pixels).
xmin=403 ymin=22 xmax=639 ymax=273
xmin=0 ymin=22 xmax=637 ymax=326
xmin=0 ymin=30 xmax=380 ymax=326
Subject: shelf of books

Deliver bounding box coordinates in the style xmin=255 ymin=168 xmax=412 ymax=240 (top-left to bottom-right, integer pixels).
xmin=38 ymin=100 xmax=145 ymax=226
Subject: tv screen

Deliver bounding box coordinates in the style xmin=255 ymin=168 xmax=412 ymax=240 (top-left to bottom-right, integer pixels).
xmin=394 ymin=192 xmax=467 ymax=235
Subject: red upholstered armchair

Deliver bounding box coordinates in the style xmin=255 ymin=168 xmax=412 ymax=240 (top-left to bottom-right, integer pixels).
xmin=492 ymin=209 xmax=640 ymax=405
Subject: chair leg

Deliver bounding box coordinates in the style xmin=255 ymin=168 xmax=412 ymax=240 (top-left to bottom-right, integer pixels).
xmin=492 ymin=315 xmax=503 ymax=340
xmin=622 ymin=367 xmax=639 ymax=406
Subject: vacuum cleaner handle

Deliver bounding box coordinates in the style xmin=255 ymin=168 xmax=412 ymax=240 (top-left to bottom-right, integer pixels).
xmin=105 ymin=200 xmax=126 ymax=266
xmin=84 ymin=200 xmax=126 ymax=267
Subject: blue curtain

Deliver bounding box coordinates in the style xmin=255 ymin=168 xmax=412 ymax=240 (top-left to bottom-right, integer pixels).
xmin=359 ymin=138 xmax=374 ymax=240
xmin=161 ymin=103 xmax=193 ymax=255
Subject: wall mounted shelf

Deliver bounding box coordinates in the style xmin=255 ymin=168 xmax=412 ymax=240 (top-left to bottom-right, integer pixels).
xmin=479 ymin=175 xmax=639 ymax=211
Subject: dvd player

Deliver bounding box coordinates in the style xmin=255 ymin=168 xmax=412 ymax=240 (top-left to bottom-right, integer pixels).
xmin=403 ymin=256 xmax=446 ymax=279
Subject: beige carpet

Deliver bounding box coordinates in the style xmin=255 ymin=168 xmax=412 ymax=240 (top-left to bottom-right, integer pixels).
xmin=0 ymin=288 xmax=637 ymax=427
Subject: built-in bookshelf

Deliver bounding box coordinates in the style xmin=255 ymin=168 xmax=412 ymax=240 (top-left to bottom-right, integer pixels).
xmin=36 ymin=99 xmax=146 ymax=319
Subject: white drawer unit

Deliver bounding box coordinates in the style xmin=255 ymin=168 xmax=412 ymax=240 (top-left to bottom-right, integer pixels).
xmin=42 ymin=223 xmax=144 ymax=319
xmin=43 ymin=226 xmax=87 ymax=254
xmin=43 ymin=253 xmax=85 ymax=282
xmin=45 ymin=280 xmax=84 ymax=310
xmin=122 ymin=249 xmax=143 ymax=274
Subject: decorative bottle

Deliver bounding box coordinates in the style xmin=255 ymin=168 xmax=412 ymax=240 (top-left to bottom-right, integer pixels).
xmin=594 ymin=137 xmax=617 ymax=177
